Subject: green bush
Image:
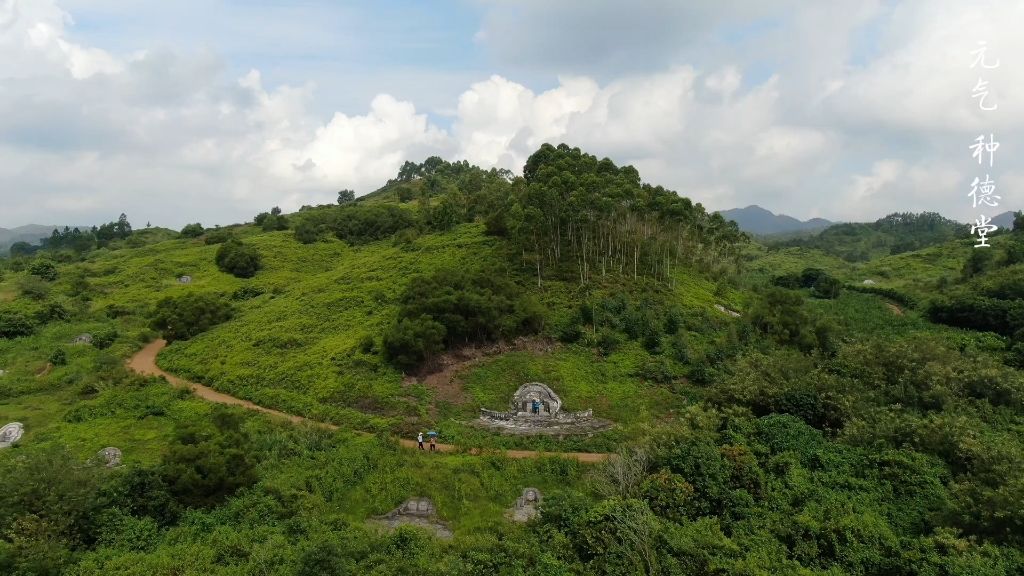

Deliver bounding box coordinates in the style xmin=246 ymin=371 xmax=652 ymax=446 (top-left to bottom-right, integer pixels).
xmin=204 ymin=229 xmax=233 ymax=245
xmin=812 ymin=275 xmax=843 ymax=299
xmin=382 ymin=315 xmax=446 ymax=370
xmin=17 ymin=275 xmax=50 ymax=300
xmin=231 ymin=284 xmax=266 ymax=301
xmin=180 ymin=223 xmax=204 ymax=238
xmin=35 ymin=301 xmax=70 ymax=324
xmin=92 ymin=326 xmax=119 ymax=350
xmin=48 ymin=347 xmax=68 ymax=366
xmin=385 ymin=265 xmax=539 ymax=360
xmin=27 ymin=259 xmax=58 ymax=281
xmin=151 ymin=292 xmax=234 ymax=343
xmin=215 ymin=240 xmax=262 ymax=279
xmin=638 ymin=356 xmax=675 ymax=384
xmin=0 ymin=311 xmax=35 ymax=339
xmin=294 ymin=220 xmax=319 ymax=244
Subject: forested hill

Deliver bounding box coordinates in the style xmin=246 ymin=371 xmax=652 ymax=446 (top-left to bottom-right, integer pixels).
xmin=766 ymin=211 xmax=974 ymax=262
xmin=5 ymin=144 xmax=1024 ymax=574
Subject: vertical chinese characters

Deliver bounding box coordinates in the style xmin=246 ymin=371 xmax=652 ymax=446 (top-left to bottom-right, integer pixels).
xmin=968 ymin=41 xmax=1001 ymax=248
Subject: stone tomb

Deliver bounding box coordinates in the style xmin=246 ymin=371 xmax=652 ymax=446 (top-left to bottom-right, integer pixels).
xmin=177 ymin=276 xmax=192 ymax=284
xmin=863 ymin=279 xmax=876 ymax=285
xmin=0 ymin=423 xmax=24 ymax=448
xmin=73 ymin=334 xmax=92 ymax=345
xmin=472 ymin=383 xmax=613 ymax=435
xmin=88 ymin=447 xmax=122 ymax=468
xmin=506 ymin=488 xmax=542 ymax=522
xmin=367 ymin=497 xmax=453 ymax=540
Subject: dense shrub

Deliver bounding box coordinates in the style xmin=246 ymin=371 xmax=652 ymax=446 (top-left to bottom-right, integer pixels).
xmin=384 ymin=266 xmax=542 ymax=364
xmin=812 ymin=275 xmax=843 ymax=299
xmin=151 ymin=292 xmax=234 ymax=342
xmin=326 ymin=204 xmax=417 ymax=245
xmin=0 ymin=311 xmax=35 ymax=339
xmin=180 ymin=223 xmax=204 ymax=238
xmin=27 ymin=259 xmax=58 ymax=281
xmin=231 ymin=284 xmax=265 ymax=301
xmin=846 ymin=284 xmax=919 ymax=309
xmin=382 ymin=315 xmax=446 ymax=370
xmin=17 ymin=275 xmax=50 ymax=300
xmin=91 ymin=326 xmax=119 ymax=350
xmin=159 ymin=408 xmax=258 ymax=510
xmin=293 ymin=220 xmax=319 ymax=244
xmin=215 ymin=239 xmax=261 ymax=279
xmin=257 ymin=207 xmax=289 ymax=232
xmin=49 ymin=348 xmax=68 ymax=366
xmin=204 ymin=228 xmax=233 ymax=245
xmin=35 ymin=301 xmax=70 ymax=323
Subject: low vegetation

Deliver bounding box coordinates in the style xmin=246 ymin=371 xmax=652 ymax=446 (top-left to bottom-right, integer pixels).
xmin=0 ymin=145 xmax=1023 ymax=574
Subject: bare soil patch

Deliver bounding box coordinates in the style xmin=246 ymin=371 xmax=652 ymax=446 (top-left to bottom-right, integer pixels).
xmin=887 ymin=303 xmax=904 ymax=316
xmin=405 ymin=337 xmax=559 ymax=407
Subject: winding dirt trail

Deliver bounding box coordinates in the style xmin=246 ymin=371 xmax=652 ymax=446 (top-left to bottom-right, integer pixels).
xmin=128 ymin=340 xmax=609 ymax=463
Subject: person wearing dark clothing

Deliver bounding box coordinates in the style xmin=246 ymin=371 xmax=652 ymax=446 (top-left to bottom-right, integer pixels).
xmin=430 ymin=436 xmax=437 ymax=451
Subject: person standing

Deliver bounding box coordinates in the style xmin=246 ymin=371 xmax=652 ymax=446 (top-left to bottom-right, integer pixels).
xmin=417 ymin=432 xmax=424 ymax=450
xmin=430 ymin=435 xmax=437 ymax=451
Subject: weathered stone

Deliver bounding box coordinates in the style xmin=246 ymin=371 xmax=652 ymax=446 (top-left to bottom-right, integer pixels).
xmin=177 ymin=276 xmax=192 ymax=284
xmin=73 ymin=333 xmax=93 ymax=344
xmin=0 ymin=423 xmax=24 ymax=448
xmin=367 ymin=498 xmax=453 ymax=540
xmin=94 ymin=447 xmax=122 ymax=467
xmin=863 ymin=279 xmax=876 ymax=285
xmin=714 ymin=304 xmax=741 ymax=317
xmin=506 ymin=488 xmax=542 ymax=522
xmin=0 ymin=369 xmax=6 ymax=377
xmin=473 ymin=383 xmax=613 ymax=435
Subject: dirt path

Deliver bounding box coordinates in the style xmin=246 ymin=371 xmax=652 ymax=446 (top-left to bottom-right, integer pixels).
xmin=886 ymin=303 xmax=904 ymax=316
xmin=127 ymin=340 xmax=609 ymax=463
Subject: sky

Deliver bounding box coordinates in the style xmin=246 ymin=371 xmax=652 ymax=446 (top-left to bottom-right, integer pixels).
xmin=0 ymin=0 xmax=1021 ymax=230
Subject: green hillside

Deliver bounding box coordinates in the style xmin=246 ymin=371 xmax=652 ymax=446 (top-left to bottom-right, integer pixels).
xmin=766 ymin=212 xmax=975 ymax=262
xmin=2 ymin=144 xmax=1024 ymax=574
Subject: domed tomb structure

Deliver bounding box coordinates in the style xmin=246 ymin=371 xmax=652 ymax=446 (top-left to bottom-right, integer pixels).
xmin=475 ymin=383 xmax=612 ymax=435
xmin=0 ymin=422 xmax=24 ymax=448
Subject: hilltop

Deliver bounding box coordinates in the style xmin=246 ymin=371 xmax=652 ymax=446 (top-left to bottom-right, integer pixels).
xmin=2 ymin=144 xmax=1024 ymax=574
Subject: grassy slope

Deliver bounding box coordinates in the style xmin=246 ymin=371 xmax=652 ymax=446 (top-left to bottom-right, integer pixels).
xmin=3 ymin=217 xmax=740 ymax=456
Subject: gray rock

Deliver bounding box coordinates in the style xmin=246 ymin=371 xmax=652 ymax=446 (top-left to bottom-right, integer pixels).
xmin=863 ymin=279 xmax=876 ymax=285
xmin=73 ymin=333 xmax=92 ymax=344
xmin=367 ymin=498 xmax=453 ymax=539
xmin=506 ymin=488 xmax=542 ymax=522
xmin=177 ymin=276 xmax=192 ymax=284
xmin=714 ymin=304 xmax=741 ymax=317
xmin=0 ymin=423 xmax=24 ymax=448
xmin=95 ymin=447 xmax=122 ymax=467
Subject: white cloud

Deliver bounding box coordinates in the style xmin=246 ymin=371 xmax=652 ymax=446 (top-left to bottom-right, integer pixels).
xmin=1 ymin=0 xmax=1023 ymax=230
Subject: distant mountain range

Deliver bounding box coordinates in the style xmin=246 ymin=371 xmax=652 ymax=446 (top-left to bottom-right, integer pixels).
xmin=990 ymin=210 xmax=1017 ymax=231
xmin=0 ymin=224 xmax=92 ymax=252
xmin=716 ymin=205 xmax=839 ymax=235
xmin=717 ymin=205 xmax=1020 ymax=236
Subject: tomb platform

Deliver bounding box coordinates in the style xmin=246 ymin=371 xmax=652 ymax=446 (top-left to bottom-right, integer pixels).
xmin=468 ymin=383 xmax=613 ymax=436
xmin=367 ymin=497 xmax=453 ymax=540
